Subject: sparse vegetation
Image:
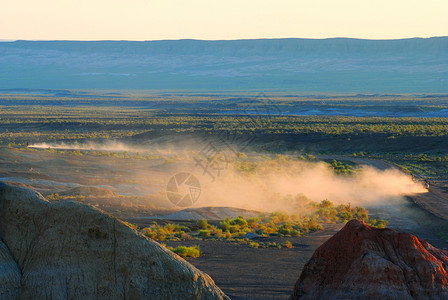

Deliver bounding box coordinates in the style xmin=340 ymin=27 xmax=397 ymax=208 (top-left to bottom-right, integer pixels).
xmin=140 ymin=199 xmax=387 ymax=249
xmin=3 ymin=98 xmax=448 ymax=151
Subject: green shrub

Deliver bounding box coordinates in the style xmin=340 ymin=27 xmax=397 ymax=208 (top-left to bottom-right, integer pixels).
xmin=230 ymin=216 xmax=248 ymax=228
xmin=198 ymin=229 xmax=211 ymax=238
xmin=278 ymin=223 xmax=292 ymax=236
xmin=249 ymin=241 xmax=259 ymax=248
xmin=224 ymin=231 xmax=232 ymax=239
xmin=217 ymin=219 xmax=230 ymax=231
xmin=142 ymin=227 xmax=156 ymax=239
xmin=197 ymin=219 xmax=209 ymax=229
xmin=255 ymin=228 xmax=267 ymax=236
xmin=337 ymin=211 xmax=353 ymax=221
xmin=123 ymin=222 xmax=138 ymax=230
xmin=283 ymin=241 xmax=293 ymax=248
xmin=170 ymin=245 xmax=201 ymax=258
xmin=247 ymin=217 xmax=259 ymax=228
xmin=291 ymin=229 xmax=301 ymax=237
xmin=368 ymin=219 xmax=388 ymax=228
xmin=215 ymin=229 xmax=223 ymax=238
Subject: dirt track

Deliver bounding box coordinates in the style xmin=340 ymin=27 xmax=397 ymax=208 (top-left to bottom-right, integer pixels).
xmin=406 ymin=186 xmax=448 ymax=221
xmin=318 ymin=155 xmax=448 ymax=222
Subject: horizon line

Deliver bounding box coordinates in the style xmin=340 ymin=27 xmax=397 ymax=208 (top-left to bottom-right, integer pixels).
xmin=1 ymin=36 xmax=448 ymax=43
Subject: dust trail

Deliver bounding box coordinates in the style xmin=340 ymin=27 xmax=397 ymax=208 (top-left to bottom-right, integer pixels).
xmin=188 ymin=161 xmax=427 ymax=212
xmin=29 ymin=141 xmax=143 ymax=152
xmin=28 ymin=141 xmax=193 ymax=155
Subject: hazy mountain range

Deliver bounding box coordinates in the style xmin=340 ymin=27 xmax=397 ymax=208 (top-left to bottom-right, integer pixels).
xmin=0 ymin=37 xmax=447 ymax=93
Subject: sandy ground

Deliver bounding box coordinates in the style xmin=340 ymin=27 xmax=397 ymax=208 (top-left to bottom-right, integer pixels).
xmin=164 ymin=225 xmax=343 ymax=300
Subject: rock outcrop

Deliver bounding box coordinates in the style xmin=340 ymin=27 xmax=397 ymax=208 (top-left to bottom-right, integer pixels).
xmin=0 ymin=239 xmax=21 ymax=298
xmin=292 ymin=220 xmax=448 ymax=300
xmin=0 ymin=182 xmax=228 ymax=300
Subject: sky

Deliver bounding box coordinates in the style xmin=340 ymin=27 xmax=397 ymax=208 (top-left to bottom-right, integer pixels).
xmin=1 ymin=0 xmax=447 ymax=41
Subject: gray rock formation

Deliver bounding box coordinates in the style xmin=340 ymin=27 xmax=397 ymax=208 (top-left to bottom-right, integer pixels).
xmin=0 ymin=182 xmax=228 ymax=300
xmin=0 ymin=240 xmax=21 ymax=299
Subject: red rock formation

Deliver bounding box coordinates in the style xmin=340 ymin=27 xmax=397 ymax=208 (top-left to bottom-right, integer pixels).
xmin=292 ymin=220 xmax=448 ymax=300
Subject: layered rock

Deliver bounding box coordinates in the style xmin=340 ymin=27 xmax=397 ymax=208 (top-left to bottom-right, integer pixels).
xmin=292 ymin=220 xmax=448 ymax=300
xmin=0 ymin=182 xmax=228 ymax=300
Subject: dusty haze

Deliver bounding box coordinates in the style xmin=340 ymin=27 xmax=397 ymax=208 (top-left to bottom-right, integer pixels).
xmin=28 ymin=141 xmax=427 ymax=213
xmin=188 ymin=160 xmax=427 ymax=213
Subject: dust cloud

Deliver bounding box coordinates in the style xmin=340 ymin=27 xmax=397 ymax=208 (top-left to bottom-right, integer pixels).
xmin=28 ymin=141 xmax=427 ymax=213
xmin=190 ymin=161 xmax=427 ymax=212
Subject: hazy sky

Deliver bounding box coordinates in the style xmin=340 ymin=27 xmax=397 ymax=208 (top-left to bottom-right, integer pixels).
xmin=1 ymin=0 xmax=447 ymax=40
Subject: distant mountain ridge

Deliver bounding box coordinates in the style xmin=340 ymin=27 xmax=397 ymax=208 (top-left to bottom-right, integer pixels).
xmin=0 ymin=37 xmax=447 ymax=92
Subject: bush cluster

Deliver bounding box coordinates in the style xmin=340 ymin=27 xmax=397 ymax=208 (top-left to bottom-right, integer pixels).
xmin=139 ymin=199 xmax=388 ymax=247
